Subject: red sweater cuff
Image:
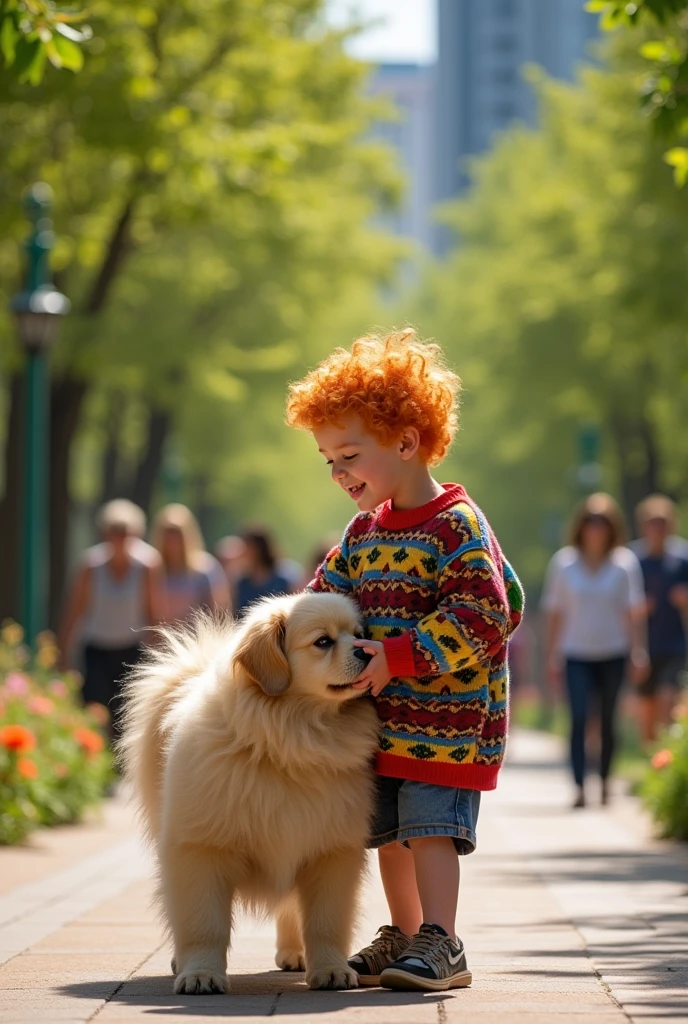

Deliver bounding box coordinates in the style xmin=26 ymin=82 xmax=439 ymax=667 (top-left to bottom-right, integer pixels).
xmin=383 ymin=633 xmax=417 ymax=677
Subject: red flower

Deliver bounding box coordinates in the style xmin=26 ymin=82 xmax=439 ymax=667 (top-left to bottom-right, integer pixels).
xmin=0 ymin=724 xmax=36 ymax=753
xmin=74 ymin=727 xmax=104 ymax=756
xmin=17 ymin=757 xmax=39 ymax=780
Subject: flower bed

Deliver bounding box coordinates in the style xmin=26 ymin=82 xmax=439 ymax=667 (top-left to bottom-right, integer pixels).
xmin=640 ymin=701 xmax=688 ymax=842
xmin=0 ymin=623 xmax=113 ymax=845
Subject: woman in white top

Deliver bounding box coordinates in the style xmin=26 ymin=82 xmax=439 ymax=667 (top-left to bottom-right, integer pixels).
xmin=542 ymin=493 xmax=648 ymax=808
xmin=59 ymin=500 xmax=162 ymax=745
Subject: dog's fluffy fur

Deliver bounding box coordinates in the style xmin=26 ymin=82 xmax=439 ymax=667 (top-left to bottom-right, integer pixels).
xmin=119 ymin=591 xmax=379 ymax=995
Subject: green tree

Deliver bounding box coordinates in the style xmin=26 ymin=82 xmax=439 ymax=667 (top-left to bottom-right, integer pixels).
xmin=588 ymin=1 xmax=688 ymax=180
xmin=0 ymin=0 xmax=91 ymax=83
xmin=0 ymin=0 xmax=402 ymax=623
xmin=408 ymin=61 xmax=688 ymax=590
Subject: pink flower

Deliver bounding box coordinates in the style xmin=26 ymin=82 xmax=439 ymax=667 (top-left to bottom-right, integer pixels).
xmin=48 ymin=679 xmax=68 ymax=699
xmin=28 ymin=696 xmax=54 ymax=716
xmin=4 ymin=673 xmax=29 ymax=696
xmin=651 ymin=748 xmax=674 ymax=770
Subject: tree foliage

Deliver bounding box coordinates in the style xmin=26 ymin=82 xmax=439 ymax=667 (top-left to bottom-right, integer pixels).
xmin=406 ymin=60 xmax=688 ymax=590
xmin=0 ymin=0 xmax=403 ymax=623
xmin=588 ymin=0 xmax=688 ymax=180
xmin=0 ymin=1 xmax=91 ymax=82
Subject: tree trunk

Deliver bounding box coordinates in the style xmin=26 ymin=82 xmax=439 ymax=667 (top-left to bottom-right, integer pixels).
xmin=47 ymin=193 xmax=139 ymax=629
xmin=0 ymin=374 xmax=24 ymax=623
xmin=127 ymin=406 xmax=171 ymax=515
xmin=48 ymin=375 xmax=88 ymax=629
xmin=98 ymin=395 xmax=124 ymax=506
xmin=638 ymin=414 xmax=661 ymax=497
xmin=609 ymin=411 xmax=664 ymax=530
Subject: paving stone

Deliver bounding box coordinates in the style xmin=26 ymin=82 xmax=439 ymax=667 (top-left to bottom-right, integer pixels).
xmin=0 ymin=729 xmax=685 ymax=1023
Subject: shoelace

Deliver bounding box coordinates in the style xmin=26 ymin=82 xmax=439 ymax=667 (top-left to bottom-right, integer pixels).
xmin=357 ymin=926 xmax=403 ymax=970
xmin=401 ymin=928 xmax=456 ymax=975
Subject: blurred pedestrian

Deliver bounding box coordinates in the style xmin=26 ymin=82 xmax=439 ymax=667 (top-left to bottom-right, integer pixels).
xmin=152 ymin=504 xmax=229 ymax=623
xmin=59 ymin=499 xmax=162 ymax=744
xmin=631 ymin=495 xmax=688 ymax=745
xmin=542 ymin=493 xmax=648 ymax=808
xmin=234 ymin=527 xmax=291 ymax=614
xmin=215 ymin=535 xmax=248 ymax=590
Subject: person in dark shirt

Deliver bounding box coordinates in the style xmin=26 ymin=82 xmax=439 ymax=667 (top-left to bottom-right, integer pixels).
xmin=233 ymin=527 xmax=291 ymax=615
xmin=632 ymin=495 xmax=688 ymax=744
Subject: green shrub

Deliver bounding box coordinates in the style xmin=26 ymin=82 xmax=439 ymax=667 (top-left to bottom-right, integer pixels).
xmin=0 ymin=622 xmax=113 ymax=845
xmin=640 ymin=706 xmax=688 ymax=842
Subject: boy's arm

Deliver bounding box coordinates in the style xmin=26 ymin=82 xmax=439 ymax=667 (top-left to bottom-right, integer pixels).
xmin=308 ymin=538 xmax=353 ymax=595
xmin=382 ymin=536 xmax=524 ymax=680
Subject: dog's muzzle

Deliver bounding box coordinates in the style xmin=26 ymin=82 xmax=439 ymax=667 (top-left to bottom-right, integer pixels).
xmin=353 ymin=648 xmax=374 ymax=667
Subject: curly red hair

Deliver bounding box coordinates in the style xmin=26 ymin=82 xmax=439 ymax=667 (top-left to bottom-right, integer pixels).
xmin=286 ymin=329 xmax=461 ymax=466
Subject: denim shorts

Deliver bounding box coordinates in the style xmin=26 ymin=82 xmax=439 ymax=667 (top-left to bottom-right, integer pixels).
xmin=369 ymin=775 xmax=481 ymax=855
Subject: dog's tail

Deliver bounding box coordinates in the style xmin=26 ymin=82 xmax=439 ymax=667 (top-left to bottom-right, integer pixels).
xmin=117 ymin=611 xmax=233 ymax=843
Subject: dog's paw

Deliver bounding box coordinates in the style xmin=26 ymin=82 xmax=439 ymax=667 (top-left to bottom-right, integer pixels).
xmin=173 ymin=969 xmax=229 ymax=995
xmin=307 ymin=964 xmax=359 ymax=990
xmin=276 ymin=947 xmax=305 ymax=972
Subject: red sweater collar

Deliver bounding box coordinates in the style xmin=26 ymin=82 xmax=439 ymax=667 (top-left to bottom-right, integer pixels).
xmin=375 ymin=483 xmax=467 ymax=531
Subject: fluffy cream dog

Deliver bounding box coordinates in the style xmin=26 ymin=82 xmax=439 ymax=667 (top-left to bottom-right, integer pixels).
xmin=119 ymin=591 xmax=379 ymax=996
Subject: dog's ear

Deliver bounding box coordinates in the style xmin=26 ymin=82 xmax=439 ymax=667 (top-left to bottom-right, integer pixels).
xmin=233 ymin=607 xmax=290 ymax=696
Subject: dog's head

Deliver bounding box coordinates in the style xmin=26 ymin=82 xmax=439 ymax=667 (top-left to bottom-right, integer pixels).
xmin=232 ymin=592 xmax=368 ymax=703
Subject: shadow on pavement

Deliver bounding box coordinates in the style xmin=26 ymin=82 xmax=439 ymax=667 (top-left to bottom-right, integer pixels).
xmin=60 ymin=974 xmax=452 ymax=1015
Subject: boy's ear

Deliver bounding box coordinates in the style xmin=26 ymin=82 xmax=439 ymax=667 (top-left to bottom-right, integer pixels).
xmin=399 ymin=427 xmax=421 ymax=460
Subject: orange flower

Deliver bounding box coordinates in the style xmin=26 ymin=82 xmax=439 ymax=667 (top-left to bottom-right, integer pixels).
xmin=17 ymin=757 xmax=39 ymax=780
xmin=74 ymin=727 xmax=104 ymax=755
xmin=651 ymin=748 xmax=674 ymax=770
xmin=0 ymin=724 xmax=36 ymax=753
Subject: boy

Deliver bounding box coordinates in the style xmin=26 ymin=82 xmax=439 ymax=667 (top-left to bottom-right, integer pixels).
xmin=286 ymin=329 xmax=524 ymax=992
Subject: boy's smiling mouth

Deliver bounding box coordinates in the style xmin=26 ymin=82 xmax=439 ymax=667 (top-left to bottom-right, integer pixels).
xmin=345 ymin=483 xmax=366 ymax=501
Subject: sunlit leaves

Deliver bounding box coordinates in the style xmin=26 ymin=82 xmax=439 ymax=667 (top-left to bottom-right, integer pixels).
xmin=407 ymin=57 xmax=688 ymax=584
xmin=588 ymin=0 xmax=688 ymax=179
xmin=0 ymin=0 xmax=91 ymax=81
xmin=664 ymin=144 xmax=688 ymax=181
xmin=0 ymin=0 xmax=403 ymax=557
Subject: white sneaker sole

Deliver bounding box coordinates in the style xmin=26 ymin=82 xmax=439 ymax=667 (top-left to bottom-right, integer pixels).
xmin=380 ymin=967 xmax=472 ymax=991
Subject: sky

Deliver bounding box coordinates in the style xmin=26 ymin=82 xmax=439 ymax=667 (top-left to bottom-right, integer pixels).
xmin=326 ymin=0 xmax=438 ymax=65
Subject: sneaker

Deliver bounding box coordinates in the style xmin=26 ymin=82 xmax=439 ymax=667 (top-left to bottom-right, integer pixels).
xmin=348 ymin=925 xmax=412 ymax=986
xmin=380 ymin=923 xmax=472 ymax=992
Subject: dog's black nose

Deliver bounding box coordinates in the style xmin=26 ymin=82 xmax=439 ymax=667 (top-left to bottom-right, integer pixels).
xmin=353 ymin=648 xmax=373 ymax=666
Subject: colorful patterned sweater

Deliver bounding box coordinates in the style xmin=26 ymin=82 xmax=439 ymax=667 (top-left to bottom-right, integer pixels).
xmin=312 ymin=484 xmax=524 ymax=790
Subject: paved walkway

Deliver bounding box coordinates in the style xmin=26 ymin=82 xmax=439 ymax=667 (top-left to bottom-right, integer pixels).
xmin=0 ymin=729 xmax=686 ymax=1024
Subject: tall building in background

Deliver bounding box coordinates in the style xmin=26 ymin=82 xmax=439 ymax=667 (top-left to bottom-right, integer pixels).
xmin=367 ymin=63 xmax=435 ymax=252
xmin=433 ymin=0 xmax=599 ymax=250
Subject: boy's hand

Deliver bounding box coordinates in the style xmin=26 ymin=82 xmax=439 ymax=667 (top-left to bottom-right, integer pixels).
xmin=352 ymin=639 xmax=392 ymax=696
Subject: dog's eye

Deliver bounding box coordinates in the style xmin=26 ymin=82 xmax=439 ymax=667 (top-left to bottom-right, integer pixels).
xmin=314 ymin=636 xmax=335 ymax=649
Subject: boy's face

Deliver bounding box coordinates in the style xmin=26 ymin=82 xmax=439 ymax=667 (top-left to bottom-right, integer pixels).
xmin=313 ymin=416 xmax=411 ymax=512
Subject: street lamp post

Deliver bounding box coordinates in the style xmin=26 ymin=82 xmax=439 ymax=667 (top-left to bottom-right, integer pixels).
xmin=11 ymin=183 xmax=69 ymax=648
xmin=576 ymin=423 xmax=603 ymax=495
